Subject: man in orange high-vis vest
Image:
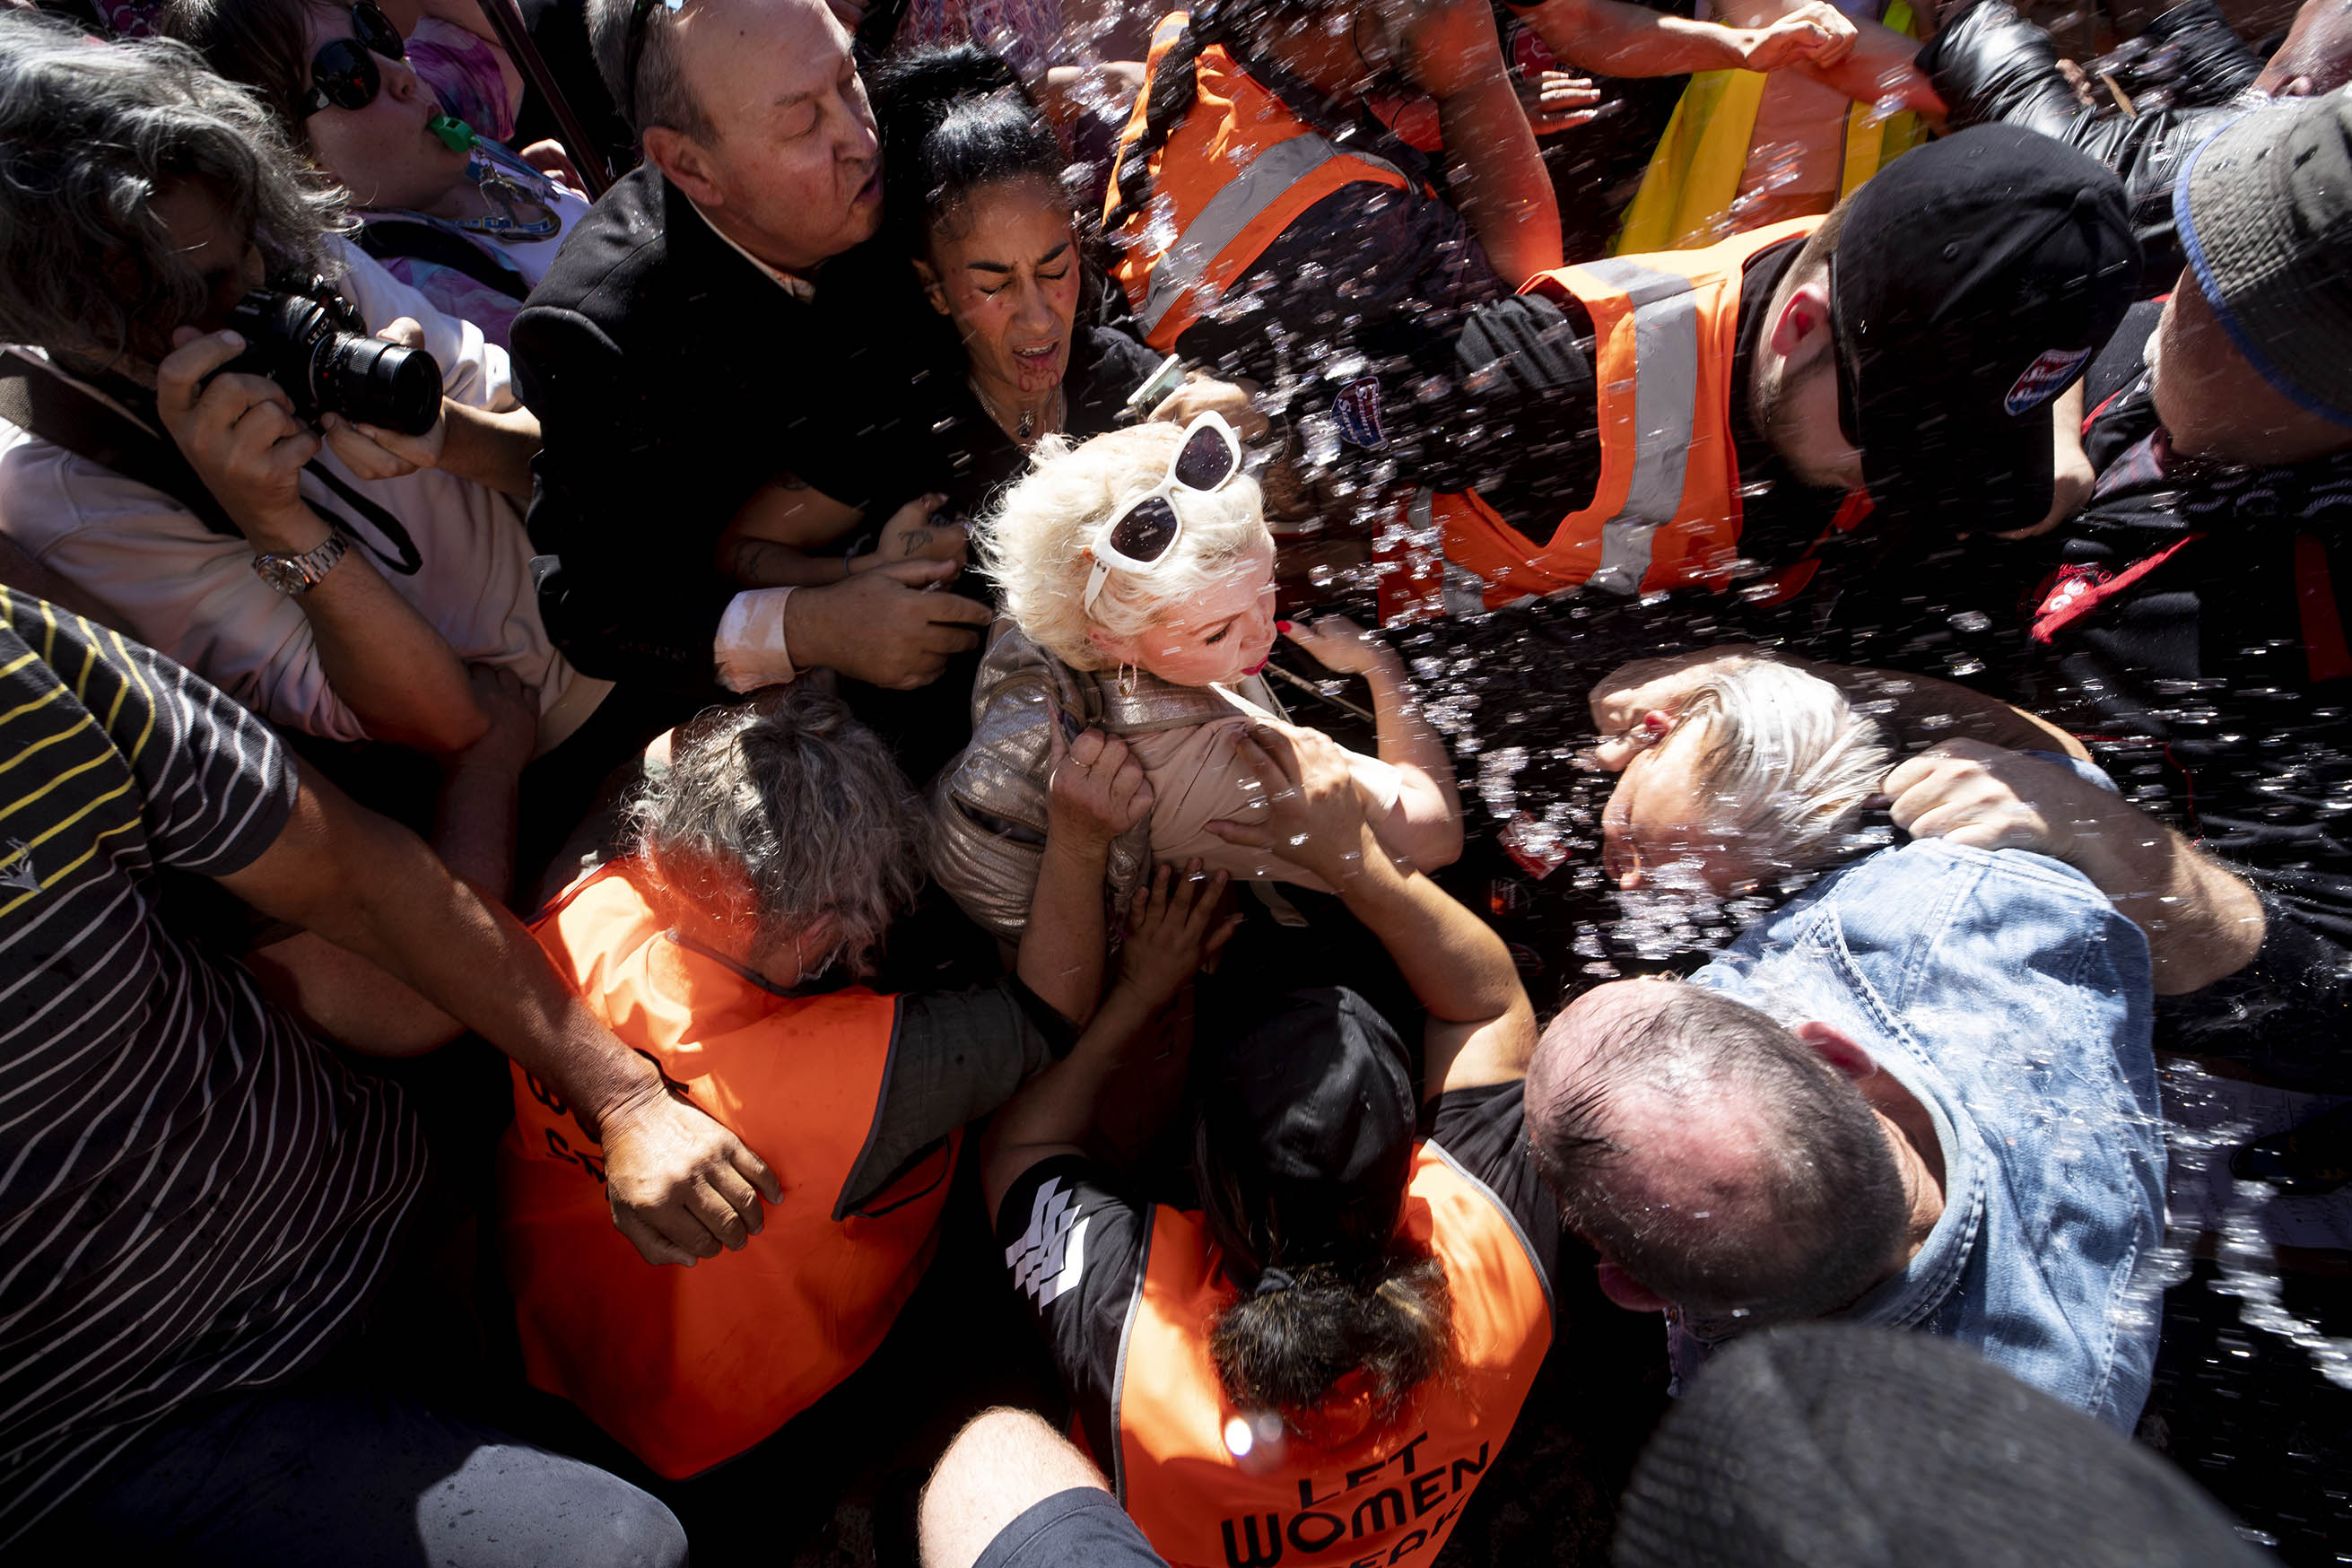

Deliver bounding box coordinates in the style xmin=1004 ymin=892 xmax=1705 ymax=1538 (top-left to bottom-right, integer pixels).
xmin=501 ymin=685 xmax=1080 ymax=1486
xmin=1424 ymin=123 xmax=2142 ymax=616
xmin=1101 ymin=3 xmax=1604 ymax=524
xmin=983 ymin=721 xmax=1557 ymax=1568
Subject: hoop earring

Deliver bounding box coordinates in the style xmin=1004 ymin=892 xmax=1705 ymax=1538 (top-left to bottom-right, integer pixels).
xmin=1119 ymin=663 xmax=1139 ymax=699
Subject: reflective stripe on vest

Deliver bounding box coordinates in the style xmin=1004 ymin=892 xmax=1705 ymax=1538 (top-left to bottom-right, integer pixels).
xmin=1425 ymin=218 xmax=1841 ymax=614
xmin=1112 ymin=1144 xmax=1554 ymax=1568
xmin=1612 ymin=0 xmax=1923 ymax=256
xmin=500 ymin=862 xmax=956 ymax=1479
xmin=1576 ymin=255 xmax=1705 ymax=596
xmin=1107 ymin=15 xmax=1413 ymax=351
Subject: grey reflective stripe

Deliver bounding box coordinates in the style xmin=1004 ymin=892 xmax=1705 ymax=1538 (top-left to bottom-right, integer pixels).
xmin=1137 ymin=134 xmax=1401 ymax=336
xmin=1442 ymin=558 xmax=1494 ymax=617
xmin=1582 ymin=259 xmax=1703 ymax=596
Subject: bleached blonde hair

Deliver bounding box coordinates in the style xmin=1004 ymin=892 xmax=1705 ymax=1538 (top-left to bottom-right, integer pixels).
xmin=977 ymin=422 xmax=1269 ymax=671
xmin=1675 ymin=658 xmax=1893 ymax=879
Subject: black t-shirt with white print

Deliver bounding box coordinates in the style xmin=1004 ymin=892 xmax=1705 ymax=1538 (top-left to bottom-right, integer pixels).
xmin=993 ymin=1082 xmax=1552 ymax=1469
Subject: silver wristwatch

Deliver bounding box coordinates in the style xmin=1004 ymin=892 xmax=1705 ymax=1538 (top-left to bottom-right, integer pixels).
xmin=251 ymin=534 xmax=348 ymax=597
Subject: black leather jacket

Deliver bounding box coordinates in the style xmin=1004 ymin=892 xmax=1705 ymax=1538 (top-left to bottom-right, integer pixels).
xmin=1919 ymin=0 xmax=2265 ymax=280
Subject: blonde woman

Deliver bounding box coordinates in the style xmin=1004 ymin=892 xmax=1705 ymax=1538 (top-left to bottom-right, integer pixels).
xmin=932 ymin=414 xmax=1462 ymax=1021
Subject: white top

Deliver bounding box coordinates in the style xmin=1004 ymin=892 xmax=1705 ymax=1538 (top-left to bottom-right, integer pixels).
xmin=0 ymin=239 xmax=588 ymax=750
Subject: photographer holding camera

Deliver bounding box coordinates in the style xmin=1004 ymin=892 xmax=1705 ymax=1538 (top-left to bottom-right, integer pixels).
xmin=0 ymin=13 xmax=632 ymax=837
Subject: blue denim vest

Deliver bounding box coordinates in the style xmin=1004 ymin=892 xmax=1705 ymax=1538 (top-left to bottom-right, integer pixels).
xmin=1680 ymin=838 xmax=2165 ymax=1431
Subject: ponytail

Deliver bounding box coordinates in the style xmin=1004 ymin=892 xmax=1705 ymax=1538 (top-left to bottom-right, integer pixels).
xmin=1103 ymin=0 xmax=1441 ymax=241
xmin=868 ymin=45 xmax=1063 ymax=255
xmin=1208 ymin=1240 xmax=1454 ymax=1424
xmin=1102 ymin=15 xmax=1210 ymax=236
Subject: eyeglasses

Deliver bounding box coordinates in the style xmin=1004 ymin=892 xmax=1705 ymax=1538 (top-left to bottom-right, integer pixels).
xmin=622 ymin=0 xmax=688 ymax=127
xmin=1081 ymin=412 xmax=1245 ymax=614
xmin=296 ymin=2 xmax=405 ymax=119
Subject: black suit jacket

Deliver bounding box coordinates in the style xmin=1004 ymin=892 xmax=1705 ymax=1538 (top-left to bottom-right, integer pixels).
xmin=512 ymin=165 xmax=924 ymax=685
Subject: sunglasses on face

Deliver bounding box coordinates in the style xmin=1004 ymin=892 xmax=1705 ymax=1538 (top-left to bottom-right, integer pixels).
xmin=297 ymin=2 xmax=405 ymax=119
xmin=1081 ymin=412 xmax=1246 ymax=614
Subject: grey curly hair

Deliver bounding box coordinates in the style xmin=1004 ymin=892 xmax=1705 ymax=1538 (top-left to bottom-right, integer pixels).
xmin=0 ymin=12 xmax=346 ymax=365
xmin=629 ymin=684 xmax=928 ymax=980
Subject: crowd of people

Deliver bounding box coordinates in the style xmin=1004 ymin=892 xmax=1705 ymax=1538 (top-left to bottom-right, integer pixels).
xmin=0 ymin=0 xmax=2345 ymax=1558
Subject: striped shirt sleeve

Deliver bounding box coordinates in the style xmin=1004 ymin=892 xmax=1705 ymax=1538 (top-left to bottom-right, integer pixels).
xmin=0 ymin=587 xmax=296 ymax=876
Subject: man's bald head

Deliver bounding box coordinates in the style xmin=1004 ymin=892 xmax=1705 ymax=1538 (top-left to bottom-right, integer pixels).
xmin=1528 ymin=980 xmax=1909 ymax=1328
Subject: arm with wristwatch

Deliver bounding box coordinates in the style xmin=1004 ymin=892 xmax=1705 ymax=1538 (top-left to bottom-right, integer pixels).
xmin=155 ymin=326 xmax=488 ymax=755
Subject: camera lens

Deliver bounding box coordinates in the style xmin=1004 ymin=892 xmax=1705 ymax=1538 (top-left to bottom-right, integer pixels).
xmin=318 ymin=333 xmax=445 ymax=437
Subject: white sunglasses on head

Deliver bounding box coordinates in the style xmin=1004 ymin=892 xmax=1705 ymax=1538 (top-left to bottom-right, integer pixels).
xmin=1081 ymin=412 xmax=1246 ymax=614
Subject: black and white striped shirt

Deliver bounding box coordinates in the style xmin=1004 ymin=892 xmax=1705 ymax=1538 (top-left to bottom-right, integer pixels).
xmin=0 ymin=590 xmax=425 ymax=1544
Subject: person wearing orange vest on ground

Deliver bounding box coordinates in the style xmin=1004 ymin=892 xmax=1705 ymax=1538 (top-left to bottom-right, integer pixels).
xmin=983 ymin=718 xmax=1555 ymax=1568
xmin=501 ymin=684 xmax=1085 ymax=1491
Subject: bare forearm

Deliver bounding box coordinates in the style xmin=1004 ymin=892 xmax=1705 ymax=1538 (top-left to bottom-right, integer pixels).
xmin=433 ymin=756 xmax=524 ymax=902
xmin=725 ymin=536 xmax=852 ymax=588
xmin=297 ymin=549 xmax=486 ymax=753
xmin=1336 ymin=832 xmax=1521 ymax=1024
xmin=1435 ymin=82 xmax=1563 ymax=284
xmin=1519 ymin=0 xmax=1747 ymax=76
xmin=436 ymin=402 xmax=541 ymax=500
xmin=2062 ymin=814 xmax=2267 ymax=994
xmin=1362 ymin=660 xmax=1464 ymax=868
xmin=1020 ymin=835 xmax=1114 ymax=1024
xmin=283 ymin=799 xmax=666 ymax=1128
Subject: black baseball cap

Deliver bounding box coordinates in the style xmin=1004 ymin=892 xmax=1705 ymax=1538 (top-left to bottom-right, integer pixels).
xmin=1831 ymin=124 xmax=2141 ymax=531
xmin=1193 ymin=987 xmax=1416 ymax=1282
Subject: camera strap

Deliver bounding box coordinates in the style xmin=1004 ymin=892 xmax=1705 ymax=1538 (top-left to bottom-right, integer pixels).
xmin=0 ymin=349 xmax=426 ymax=578
xmin=0 ymin=349 xmax=240 ymax=539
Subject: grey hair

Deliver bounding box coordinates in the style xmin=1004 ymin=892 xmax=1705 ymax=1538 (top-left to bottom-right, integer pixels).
xmin=1676 ymin=658 xmax=1892 ymax=881
xmin=586 ymin=0 xmax=714 ymax=143
xmin=0 ymin=12 xmax=345 ymax=364
xmin=977 ymin=422 xmax=1270 ymax=672
xmin=1529 ymin=983 xmax=1909 ymax=1327
xmin=628 ymin=684 xmax=928 ymax=979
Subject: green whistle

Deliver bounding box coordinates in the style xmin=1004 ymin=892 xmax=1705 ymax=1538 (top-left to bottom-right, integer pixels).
xmin=428 ymin=112 xmax=477 ymax=152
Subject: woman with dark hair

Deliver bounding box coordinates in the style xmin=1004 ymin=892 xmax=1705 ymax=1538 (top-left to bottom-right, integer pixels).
xmin=163 ymin=0 xmax=588 ymax=349
xmin=980 ymin=721 xmax=1556 ymax=1568
xmin=710 ymin=43 xmax=1260 ymax=592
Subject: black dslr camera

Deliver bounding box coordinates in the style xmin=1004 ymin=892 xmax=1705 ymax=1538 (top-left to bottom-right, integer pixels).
xmin=222 ymin=278 xmax=444 ymax=437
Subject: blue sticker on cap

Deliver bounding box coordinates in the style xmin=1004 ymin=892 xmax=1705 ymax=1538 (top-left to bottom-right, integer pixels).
xmin=1333 ymin=376 xmax=1387 ymax=449
xmin=2005 ymin=346 xmax=2095 ymax=415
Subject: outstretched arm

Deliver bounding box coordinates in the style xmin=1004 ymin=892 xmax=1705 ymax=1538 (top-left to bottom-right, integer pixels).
xmin=214 ymin=760 xmax=786 ymax=1266
xmin=1283 ymin=616 xmax=1464 ymax=872
xmin=1886 ymin=739 xmax=2266 ymax=995
xmin=982 ymin=867 xmax=1237 ymax=1216
xmin=1510 ymin=0 xmax=1854 ymax=79
xmin=1210 ymin=720 xmax=1535 ymax=1099
xmin=1398 ymin=0 xmax=1563 ymax=285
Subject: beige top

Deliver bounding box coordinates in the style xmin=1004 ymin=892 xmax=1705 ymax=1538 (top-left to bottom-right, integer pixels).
xmin=1126 ymin=682 xmax=1401 ymax=880
xmin=928 ymin=621 xmax=1399 ymax=941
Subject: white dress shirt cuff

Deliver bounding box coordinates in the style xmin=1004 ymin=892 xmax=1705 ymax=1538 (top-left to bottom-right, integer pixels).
xmin=713 ymin=586 xmax=797 ymax=693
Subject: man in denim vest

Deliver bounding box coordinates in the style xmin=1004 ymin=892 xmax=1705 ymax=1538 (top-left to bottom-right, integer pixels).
xmin=1525 ymin=834 xmax=2165 ymax=1431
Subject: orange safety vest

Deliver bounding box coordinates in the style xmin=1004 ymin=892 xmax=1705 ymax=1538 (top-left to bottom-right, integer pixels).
xmin=1107 ymin=12 xmax=1415 ymax=352
xmin=1418 ymin=217 xmax=1874 ymax=615
xmin=499 ymin=861 xmax=959 ymax=1479
xmin=1114 ymin=1145 xmax=1553 ymax=1568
